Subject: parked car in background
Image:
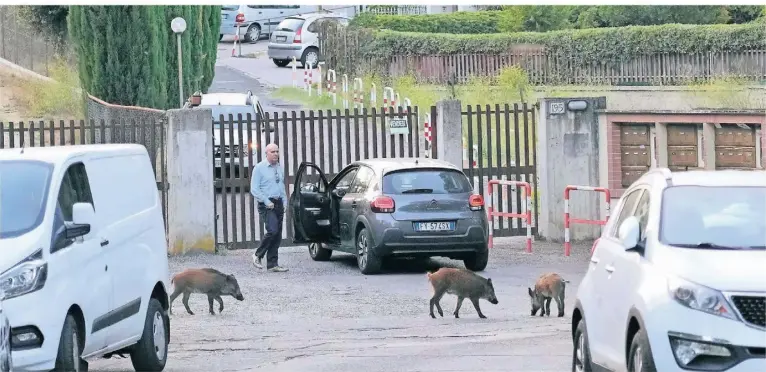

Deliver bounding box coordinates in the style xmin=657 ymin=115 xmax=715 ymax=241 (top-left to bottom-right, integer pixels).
xmin=268 ymin=13 xmax=350 ymax=68
xmin=290 ymin=158 xmax=489 ymax=275
xmin=571 ymin=168 xmax=766 ymax=372
xmin=0 ymin=293 xmax=10 ymax=372
xmin=0 ymin=144 xmax=171 ymax=372
xmin=220 ymin=5 xmax=317 ymax=42
xmin=186 ymin=91 xmax=272 ymax=183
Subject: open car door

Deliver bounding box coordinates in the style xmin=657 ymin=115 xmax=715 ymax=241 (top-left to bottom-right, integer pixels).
xmin=290 ymin=162 xmax=332 ymax=244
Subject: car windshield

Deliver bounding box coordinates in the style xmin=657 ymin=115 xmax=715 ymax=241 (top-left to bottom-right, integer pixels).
xmin=382 ymin=169 xmax=473 ymax=194
xmin=275 ymin=18 xmax=305 ymax=32
xmin=659 ymin=185 xmax=766 ymax=249
xmin=0 ymin=160 xmax=54 ymax=239
xmin=204 ymin=105 xmax=257 ymax=127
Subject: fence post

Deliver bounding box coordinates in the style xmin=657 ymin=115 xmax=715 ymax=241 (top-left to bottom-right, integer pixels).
xmin=434 ymin=99 xmax=462 ymax=168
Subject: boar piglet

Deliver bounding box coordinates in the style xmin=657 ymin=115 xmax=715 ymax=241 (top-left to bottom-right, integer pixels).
xmin=169 ymin=268 xmax=244 ymax=315
xmin=528 ymin=272 xmax=569 ymax=317
xmin=427 ymin=267 xmax=498 ymax=319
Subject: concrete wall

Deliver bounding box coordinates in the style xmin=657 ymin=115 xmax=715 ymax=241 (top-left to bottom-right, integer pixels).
xmin=165 ymin=108 xmax=216 ymax=255
xmin=87 ymin=94 xmax=166 ymax=130
xmin=435 ymin=99 xmax=462 ymax=167
xmin=537 ymin=97 xmax=607 ymax=242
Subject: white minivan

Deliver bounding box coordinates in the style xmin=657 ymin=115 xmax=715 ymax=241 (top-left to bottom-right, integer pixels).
xmin=0 ymin=144 xmax=171 ymax=372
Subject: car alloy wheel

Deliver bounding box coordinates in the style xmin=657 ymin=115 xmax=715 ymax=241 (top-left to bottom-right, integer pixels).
xmin=357 ymin=233 xmax=368 ymax=269
xmin=632 ymin=346 xmax=643 ymax=371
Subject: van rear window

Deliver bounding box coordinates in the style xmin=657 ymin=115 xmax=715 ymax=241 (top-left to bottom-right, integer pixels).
xmin=382 ymin=169 xmax=473 ymax=195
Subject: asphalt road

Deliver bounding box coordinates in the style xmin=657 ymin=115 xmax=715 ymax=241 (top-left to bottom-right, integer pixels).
xmin=89 ymin=237 xmax=591 ymax=372
xmin=217 ymin=37 xmax=304 ymax=90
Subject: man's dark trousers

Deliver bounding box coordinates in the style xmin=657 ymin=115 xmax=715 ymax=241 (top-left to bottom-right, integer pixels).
xmin=255 ymin=197 xmax=284 ymax=269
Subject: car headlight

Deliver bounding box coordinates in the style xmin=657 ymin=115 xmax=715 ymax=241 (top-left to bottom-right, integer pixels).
xmin=667 ymin=276 xmax=737 ymax=321
xmin=0 ymin=260 xmax=48 ymax=301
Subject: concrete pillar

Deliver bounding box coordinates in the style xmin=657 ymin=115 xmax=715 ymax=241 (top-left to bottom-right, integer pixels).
xmin=702 ymin=122 xmax=717 ymax=170
xmin=537 ymin=97 xmax=606 ymax=242
xmin=435 ymin=99 xmax=463 ymax=168
xmin=654 ymin=122 xmax=668 ymax=167
xmin=165 ymin=108 xmax=216 ymax=255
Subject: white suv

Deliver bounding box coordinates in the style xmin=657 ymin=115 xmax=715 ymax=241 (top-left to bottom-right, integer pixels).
xmin=570 ymin=168 xmax=766 ymax=372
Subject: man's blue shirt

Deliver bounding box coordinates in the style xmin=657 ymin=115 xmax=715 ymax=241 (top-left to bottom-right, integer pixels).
xmin=250 ymin=160 xmax=287 ymax=207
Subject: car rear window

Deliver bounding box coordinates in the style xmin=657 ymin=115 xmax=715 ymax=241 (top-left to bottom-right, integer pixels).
xmin=275 ymin=18 xmax=305 ymax=32
xmin=221 ymin=5 xmax=239 ymax=11
xmin=382 ymin=169 xmax=472 ymax=195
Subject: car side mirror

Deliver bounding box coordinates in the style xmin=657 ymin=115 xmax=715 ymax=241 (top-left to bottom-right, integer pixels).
xmin=66 ymin=202 xmax=94 ymax=239
xmin=332 ymin=189 xmax=346 ymax=198
xmin=617 ymin=216 xmax=640 ymax=250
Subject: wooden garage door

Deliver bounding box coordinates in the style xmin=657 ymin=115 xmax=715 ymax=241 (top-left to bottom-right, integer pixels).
xmin=620 ymin=123 xmax=651 ymax=187
xmin=715 ymin=124 xmax=757 ymax=169
xmin=667 ymin=123 xmax=700 ymax=171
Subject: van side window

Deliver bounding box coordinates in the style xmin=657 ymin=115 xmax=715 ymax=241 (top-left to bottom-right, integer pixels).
xmin=58 ymin=162 xmax=94 ymax=221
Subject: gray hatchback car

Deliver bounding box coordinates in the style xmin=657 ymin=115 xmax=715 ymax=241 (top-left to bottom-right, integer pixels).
xmin=290 ymin=158 xmax=489 ymax=274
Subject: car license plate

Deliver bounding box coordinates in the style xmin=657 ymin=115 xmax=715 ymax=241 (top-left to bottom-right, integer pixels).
xmin=276 ymin=35 xmax=287 ymax=42
xmin=414 ymin=221 xmax=455 ymax=232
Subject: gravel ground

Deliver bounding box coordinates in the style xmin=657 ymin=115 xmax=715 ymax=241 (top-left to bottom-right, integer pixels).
xmin=89 ymin=237 xmax=592 ymax=372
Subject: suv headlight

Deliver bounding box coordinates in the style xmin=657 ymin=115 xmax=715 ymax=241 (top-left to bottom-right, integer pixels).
xmin=0 ymin=260 xmax=48 ymax=301
xmin=667 ymin=276 xmax=737 ymax=321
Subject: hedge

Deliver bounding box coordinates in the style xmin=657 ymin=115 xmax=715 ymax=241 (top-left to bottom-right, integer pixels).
xmin=351 ymin=22 xmax=766 ymax=65
xmin=349 ymin=11 xmax=521 ymax=34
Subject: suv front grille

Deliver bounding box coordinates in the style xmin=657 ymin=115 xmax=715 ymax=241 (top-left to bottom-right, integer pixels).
xmin=731 ymin=295 xmax=766 ymax=328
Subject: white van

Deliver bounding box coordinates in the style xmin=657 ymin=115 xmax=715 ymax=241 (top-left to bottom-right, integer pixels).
xmin=0 ymin=144 xmax=171 ymax=372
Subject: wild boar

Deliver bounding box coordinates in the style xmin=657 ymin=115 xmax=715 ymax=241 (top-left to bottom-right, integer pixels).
xmin=169 ymin=268 xmax=244 ymax=315
xmin=528 ymin=272 xmax=569 ymax=317
xmin=427 ymin=267 xmax=499 ymax=319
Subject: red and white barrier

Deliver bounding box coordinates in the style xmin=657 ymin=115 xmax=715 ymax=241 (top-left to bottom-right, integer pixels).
xmin=423 ymin=113 xmax=432 ymax=158
xmin=403 ymin=97 xmax=411 ymax=114
xmin=291 ymin=56 xmax=298 ymax=87
xmin=307 ymin=65 xmax=314 ymax=96
xmin=326 ymin=69 xmax=337 ymax=105
xmin=487 ymin=180 xmax=533 ymax=253
xmin=382 ymin=87 xmax=395 ymax=115
xmin=353 ymin=77 xmax=364 ymax=109
xmin=563 ymin=185 xmax=611 ymax=256
xmin=232 ymin=25 xmax=240 ymax=57
xmin=370 ymin=83 xmax=377 ymax=107
xmin=317 ymin=64 xmax=323 ymax=96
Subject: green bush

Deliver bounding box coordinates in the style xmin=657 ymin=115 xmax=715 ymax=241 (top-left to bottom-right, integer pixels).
xmin=350 ymin=11 xmax=524 ymax=34
xmin=354 ymin=22 xmax=765 ymax=65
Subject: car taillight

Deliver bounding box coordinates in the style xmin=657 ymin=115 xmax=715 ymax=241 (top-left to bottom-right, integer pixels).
xmin=469 ymin=194 xmax=484 ymax=211
xmin=370 ymin=196 xmax=395 ymax=213
xmin=293 ymin=27 xmax=302 ymax=43
xmin=235 ymin=13 xmax=245 ymax=23
xmin=591 ymin=238 xmax=600 ymax=256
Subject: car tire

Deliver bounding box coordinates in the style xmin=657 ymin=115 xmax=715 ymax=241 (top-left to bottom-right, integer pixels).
xmin=572 ymin=319 xmax=593 ymax=372
xmin=219 ymin=34 xmax=223 ymax=41
xmin=272 ymin=59 xmax=290 ymax=68
xmin=300 ymin=47 xmax=319 ymax=69
xmin=356 ymin=227 xmax=381 ymax=275
xmin=244 ymin=24 xmax=261 ymax=43
xmin=463 ymin=247 xmax=489 ymax=271
xmin=53 ymin=314 xmax=88 ymax=372
xmin=627 ymin=327 xmax=657 ymax=372
xmin=130 ymin=298 xmax=169 ymax=372
xmin=308 ymin=242 xmax=333 ymax=261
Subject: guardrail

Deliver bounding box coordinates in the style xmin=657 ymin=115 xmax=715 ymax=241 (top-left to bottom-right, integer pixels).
xmin=564 ymin=185 xmax=611 ymax=256
xmin=487 ymin=180 xmax=532 ymax=253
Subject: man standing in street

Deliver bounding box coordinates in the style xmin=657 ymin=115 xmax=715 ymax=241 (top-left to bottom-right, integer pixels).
xmin=250 ymin=143 xmax=289 ymax=272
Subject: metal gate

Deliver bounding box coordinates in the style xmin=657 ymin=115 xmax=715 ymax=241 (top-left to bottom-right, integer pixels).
xmin=213 ymin=106 xmax=428 ymax=250
xmin=461 ymin=103 xmax=538 ymax=237
xmin=0 ymin=119 xmax=169 ymax=228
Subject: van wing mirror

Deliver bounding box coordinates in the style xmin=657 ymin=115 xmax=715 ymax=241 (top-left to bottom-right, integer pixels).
xmin=66 ymin=202 xmax=95 ymax=239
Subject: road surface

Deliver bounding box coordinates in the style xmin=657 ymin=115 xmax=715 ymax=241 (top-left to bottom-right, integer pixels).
xmin=89 ymin=237 xmax=589 ymax=371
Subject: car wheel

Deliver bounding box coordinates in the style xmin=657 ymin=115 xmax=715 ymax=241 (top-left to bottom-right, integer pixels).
xmin=244 ymin=24 xmax=261 ymax=43
xmin=272 ymin=59 xmax=290 ymax=67
xmin=130 ymin=298 xmax=169 ymax=372
xmin=219 ymin=34 xmax=223 ymax=41
xmin=53 ymin=314 xmax=88 ymax=372
xmin=627 ymin=328 xmax=657 ymax=372
xmin=308 ymin=242 xmax=333 ymax=261
xmin=301 ymin=47 xmax=319 ymax=69
xmin=463 ymin=247 xmax=489 ymax=271
xmin=356 ymin=227 xmax=381 ymax=275
xmin=572 ymin=319 xmax=593 ymax=372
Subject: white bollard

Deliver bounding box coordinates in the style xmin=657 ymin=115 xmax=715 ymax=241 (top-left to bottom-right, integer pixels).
xmin=327 ymin=69 xmax=337 ymax=106
xmin=370 ymin=83 xmax=377 ymax=108
xmin=291 ymin=56 xmax=298 ymax=87
xmin=382 ymin=87 xmax=395 ymax=116
xmin=342 ymin=74 xmax=349 ymax=109
xmin=353 ymin=78 xmax=364 ymax=110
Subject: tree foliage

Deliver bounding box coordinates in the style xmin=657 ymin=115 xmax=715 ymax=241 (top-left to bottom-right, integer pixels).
xmin=67 ymin=5 xmax=220 ymax=110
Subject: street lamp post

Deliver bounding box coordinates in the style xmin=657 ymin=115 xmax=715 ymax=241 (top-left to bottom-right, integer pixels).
xmin=171 ymin=17 xmax=187 ymax=108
